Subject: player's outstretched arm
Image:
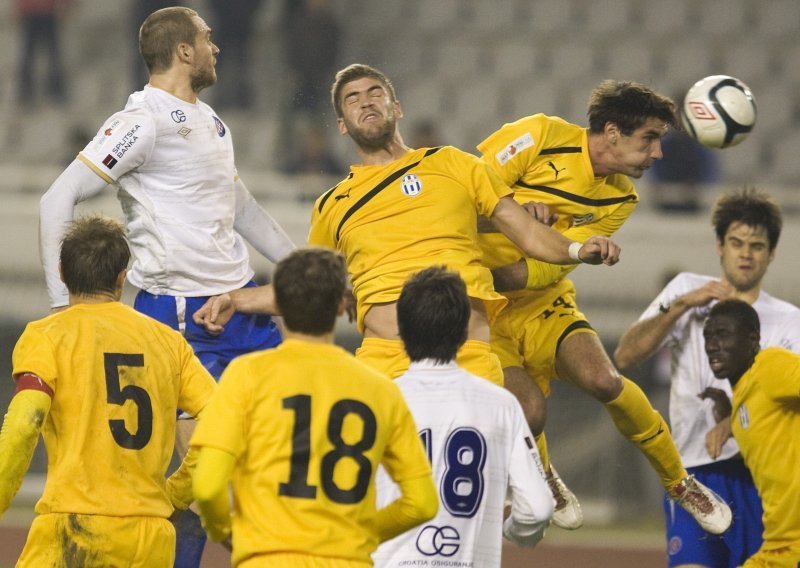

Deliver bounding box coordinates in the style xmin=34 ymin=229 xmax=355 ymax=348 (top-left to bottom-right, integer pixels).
xmin=490 ymin=197 xmax=620 ymax=266
xmin=233 ymin=178 xmax=296 ymax=263
xmin=192 ymin=447 xmax=235 ymax=542
xmin=503 ymin=407 xmax=554 ymax=548
xmin=0 ymin=387 xmax=51 ymax=517
xmin=374 ymin=474 xmax=438 ymax=542
xmin=39 ymin=159 xmax=108 ymax=309
xmin=193 ymin=285 xmax=279 ymax=334
xmin=614 ymin=280 xmax=733 ymax=370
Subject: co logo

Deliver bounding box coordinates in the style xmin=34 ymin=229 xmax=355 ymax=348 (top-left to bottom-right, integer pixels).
xmin=415 ymin=525 xmax=460 ymax=557
xmin=171 ymin=110 xmax=187 ymax=123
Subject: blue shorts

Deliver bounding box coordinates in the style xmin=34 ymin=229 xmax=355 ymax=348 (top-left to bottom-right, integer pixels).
xmin=664 ymin=458 xmax=763 ymax=568
xmin=134 ymin=283 xmax=282 ymax=380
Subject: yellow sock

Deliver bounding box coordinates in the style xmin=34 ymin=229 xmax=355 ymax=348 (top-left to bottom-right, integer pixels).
xmin=604 ymin=378 xmax=687 ymax=491
xmin=535 ymin=432 xmax=551 ymax=473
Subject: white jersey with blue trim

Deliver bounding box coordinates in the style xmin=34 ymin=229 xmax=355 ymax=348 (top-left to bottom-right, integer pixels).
xmin=373 ymin=360 xmax=553 ymax=567
xmin=641 ymin=271 xmax=800 ymax=468
xmin=78 ymin=85 xmax=253 ymax=296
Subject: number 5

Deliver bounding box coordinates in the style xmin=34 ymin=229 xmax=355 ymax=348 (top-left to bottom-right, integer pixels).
xmin=104 ymin=353 xmax=153 ymax=450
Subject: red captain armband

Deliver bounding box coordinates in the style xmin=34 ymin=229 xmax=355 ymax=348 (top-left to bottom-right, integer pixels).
xmin=14 ymin=373 xmax=54 ymax=398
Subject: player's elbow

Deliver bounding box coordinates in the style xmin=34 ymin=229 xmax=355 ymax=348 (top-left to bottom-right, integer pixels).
xmin=412 ymin=477 xmax=439 ymax=524
xmin=416 ymin=495 xmax=439 ymax=524
xmin=613 ymin=342 xmax=638 ymax=371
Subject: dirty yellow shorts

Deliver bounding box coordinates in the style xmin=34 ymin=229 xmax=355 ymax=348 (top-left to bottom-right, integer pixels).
xmin=17 ymin=512 xmax=174 ymax=567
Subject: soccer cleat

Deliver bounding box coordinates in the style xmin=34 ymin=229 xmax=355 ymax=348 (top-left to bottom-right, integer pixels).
xmin=669 ymin=475 xmax=732 ymax=535
xmin=545 ymin=465 xmax=583 ymax=530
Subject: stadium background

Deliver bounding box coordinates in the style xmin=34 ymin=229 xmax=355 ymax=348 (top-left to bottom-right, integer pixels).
xmin=1 ymin=0 xmax=798 ymax=565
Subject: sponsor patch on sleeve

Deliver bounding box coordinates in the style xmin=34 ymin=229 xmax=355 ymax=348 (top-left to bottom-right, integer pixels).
xmin=495 ymin=132 xmax=534 ymax=166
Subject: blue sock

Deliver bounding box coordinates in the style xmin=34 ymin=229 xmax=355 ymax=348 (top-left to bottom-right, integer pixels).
xmin=173 ymin=509 xmax=207 ymax=568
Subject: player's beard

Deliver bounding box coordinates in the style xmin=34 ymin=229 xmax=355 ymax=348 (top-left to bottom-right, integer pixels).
xmin=345 ymin=115 xmax=397 ymax=152
xmin=191 ymin=66 xmax=217 ymax=94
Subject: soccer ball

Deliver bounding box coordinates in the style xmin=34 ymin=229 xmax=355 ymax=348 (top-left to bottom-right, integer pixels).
xmin=681 ymin=75 xmax=757 ymax=149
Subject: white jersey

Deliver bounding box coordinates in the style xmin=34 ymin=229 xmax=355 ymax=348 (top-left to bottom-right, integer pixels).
xmin=78 ymin=85 xmax=253 ymax=296
xmin=373 ymin=360 xmax=553 ymax=568
xmin=641 ymin=272 xmax=800 ymax=468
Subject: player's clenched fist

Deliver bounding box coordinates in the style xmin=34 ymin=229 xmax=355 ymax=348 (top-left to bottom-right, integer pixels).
xmin=577 ymin=235 xmax=620 ymax=266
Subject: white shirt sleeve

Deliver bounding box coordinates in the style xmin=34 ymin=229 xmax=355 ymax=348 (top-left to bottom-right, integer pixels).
xmin=39 ymin=159 xmax=110 ymax=308
xmin=233 ymin=177 xmax=296 ymax=264
xmin=502 ymin=403 xmax=554 ymax=548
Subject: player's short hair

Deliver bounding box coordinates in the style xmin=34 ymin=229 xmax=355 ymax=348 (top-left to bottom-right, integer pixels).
xmin=274 ymin=247 xmax=348 ymax=335
xmin=397 ymin=267 xmax=470 ymax=364
xmin=331 ymin=63 xmax=398 ymax=118
xmin=708 ymin=299 xmax=760 ymax=338
xmin=60 ymin=215 xmax=130 ymax=296
xmin=712 ymin=188 xmax=782 ymax=251
xmin=139 ymin=7 xmax=200 ymax=74
xmin=587 ymin=80 xmax=677 ymax=135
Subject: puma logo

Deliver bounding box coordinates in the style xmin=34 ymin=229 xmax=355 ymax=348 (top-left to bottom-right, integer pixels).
xmin=334 ymin=189 xmax=351 ymax=201
xmin=547 ymin=161 xmax=565 ymax=179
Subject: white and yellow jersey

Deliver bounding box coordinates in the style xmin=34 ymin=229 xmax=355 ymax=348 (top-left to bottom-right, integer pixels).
xmin=374 ymin=360 xmax=553 ymax=566
xmin=78 ymin=85 xmax=253 ymax=296
xmin=191 ymin=339 xmax=432 ymax=566
xmin=639 ymin=273 xmax=800 ymax=468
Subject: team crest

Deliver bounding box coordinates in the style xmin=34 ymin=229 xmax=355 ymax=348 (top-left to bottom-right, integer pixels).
xmin=212 ymin=116 xmax=226 ymax=137
xmin=738 ymin=404 xmax=750 ymax=429
xmin=401 ymin=173 xmax=422 ymax=196
xmin=668 ymin=536 xmax=683 ymax=556
xmin=572 ymin=213 xmax=594 ymax=226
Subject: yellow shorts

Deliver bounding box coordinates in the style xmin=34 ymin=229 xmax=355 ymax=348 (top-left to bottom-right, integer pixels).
xmin=17 ymin=513 xmax=174 ymax=567
xmin=742 ymin=545 xmax=800 ymax=568
xmin=491 ymin=281 xmax=594 ymax=397
xmin=356 ymin=337 xmax=504 ymax=386
xmin=239 ymin=552 xmax=370 ymax=567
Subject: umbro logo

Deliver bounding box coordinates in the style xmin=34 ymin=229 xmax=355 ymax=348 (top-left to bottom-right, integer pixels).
xmin=547 ymin=161 xmax=565 ymax=180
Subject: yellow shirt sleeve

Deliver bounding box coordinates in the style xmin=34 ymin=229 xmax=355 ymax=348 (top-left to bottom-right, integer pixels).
xmin=193 ymin=446 xmax=235 ymax=542
xmin=11 ymin=325 xmax=58 ymax=392
xmin=190 ymin=358 xmax=249 ymax=458
xmin=374 ymin=474 xmax=438 ymax=542
xmin=0 ymin=389 xmax=51 ymax=517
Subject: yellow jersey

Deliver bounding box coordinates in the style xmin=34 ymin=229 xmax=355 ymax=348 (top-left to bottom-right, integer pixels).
xmin=190 ymin=339 xmax=432 ymax=565
xmin=308 ymin=146 xmax=511 ymax=332
xmin=477 ymin=114 xmax=637 ymax=308
xmin=11 ymin=302 xmax=216 ymax=518
xmin=732 ymin=347 xmax=800 ymax=551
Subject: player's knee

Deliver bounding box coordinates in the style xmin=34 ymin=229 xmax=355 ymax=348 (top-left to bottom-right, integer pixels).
xmin=582 ymin=369 xmax=623 ymax=403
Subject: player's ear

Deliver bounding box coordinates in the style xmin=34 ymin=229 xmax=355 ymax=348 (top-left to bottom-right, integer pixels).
xmin=337 ymin=117 xmax=348 ymax=136
xmin=176 ymin=42 xmax=193 ymax=63
xmin=605 ymin=122 xmax=619 ymax=142
xmin=115 ymin=270 xmax=127 ymax=296
xmin=394 ymin=100 xmax=403 ymax=119
xmin=336 ymin=295 xmax=347 ymax=317
xmin=58 ymin=262 xmax=65 ymax=284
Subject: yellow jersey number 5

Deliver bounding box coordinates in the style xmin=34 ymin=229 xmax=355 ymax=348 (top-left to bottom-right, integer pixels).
xmin=104 ymin=353 xmax=153 ymax=450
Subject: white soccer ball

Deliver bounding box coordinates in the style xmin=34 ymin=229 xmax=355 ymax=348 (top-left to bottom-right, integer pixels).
xmin=681 ymin=75 xmax=757 ymax=149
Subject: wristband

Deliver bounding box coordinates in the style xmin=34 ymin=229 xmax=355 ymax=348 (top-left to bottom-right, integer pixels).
xmin=568 ymin=241 xmax=583 ymax=263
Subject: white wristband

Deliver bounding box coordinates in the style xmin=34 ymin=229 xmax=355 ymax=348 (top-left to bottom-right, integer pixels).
xmin=568 ymin=241 xmax=583 ymax=263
